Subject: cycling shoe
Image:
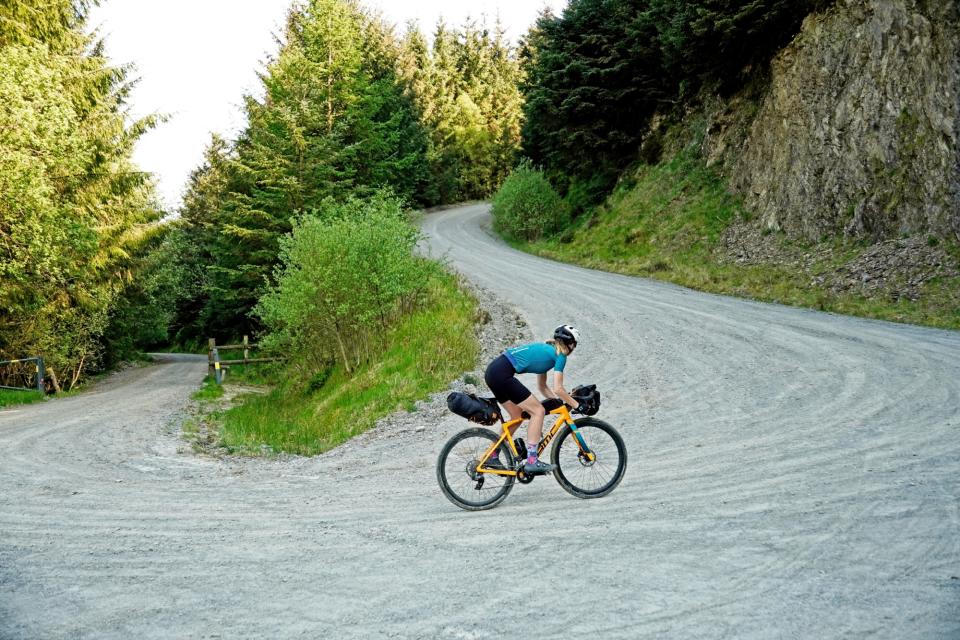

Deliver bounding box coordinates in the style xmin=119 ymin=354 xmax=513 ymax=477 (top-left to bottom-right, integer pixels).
xmin=522 ymin=459 xmax=556 ymax=475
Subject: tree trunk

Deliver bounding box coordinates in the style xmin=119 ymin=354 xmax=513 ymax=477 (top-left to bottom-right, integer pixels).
xmin=47 ymin=367 xmax=62 ymax=394
xmin=333 ymin=324 xmax=351 ymax=374
xmin=68 ymin=355 xmax=85 ymax=390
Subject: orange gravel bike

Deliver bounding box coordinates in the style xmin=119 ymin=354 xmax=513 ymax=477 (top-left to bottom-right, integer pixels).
xmin=436 ymin=396 xmax=627 ymax=511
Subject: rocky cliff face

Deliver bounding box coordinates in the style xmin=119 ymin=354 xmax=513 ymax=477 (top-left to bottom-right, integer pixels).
xmin=702 ymin=0 xmax=959 ymax=242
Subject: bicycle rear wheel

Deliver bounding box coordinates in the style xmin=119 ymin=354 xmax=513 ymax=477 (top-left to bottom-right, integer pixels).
xmin=550 ymin=417 xmax=627 ymax=499
xmin=437 ymin=427 xmax=515 ymax=511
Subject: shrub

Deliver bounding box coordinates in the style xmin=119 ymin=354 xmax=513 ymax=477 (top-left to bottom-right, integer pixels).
xmin=254 ymin=191 xmax=436 ymax=375
xmin=491 ymin=161 xmax=569 ymax=241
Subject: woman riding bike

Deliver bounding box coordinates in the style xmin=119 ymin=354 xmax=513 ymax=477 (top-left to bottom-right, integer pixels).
xmin=483 ymin=325 xmax=582 ymax=474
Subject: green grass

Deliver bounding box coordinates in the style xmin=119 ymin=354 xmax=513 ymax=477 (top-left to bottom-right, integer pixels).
xmin=192 ymin=376 xmax=224 ymax=400
xmin=519 ymin=153 xmax=960 ymax=331
xmin=216 ymin=271 xmax=478 ymax=456
xmin=217 ymin=361 xmax=281 ymax=386
xmin=0 ymin=389 xmax=46 ymax=407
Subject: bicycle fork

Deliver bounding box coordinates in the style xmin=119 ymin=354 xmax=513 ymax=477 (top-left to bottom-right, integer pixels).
xmin=568 ymin=423 xmax=596 ymax=463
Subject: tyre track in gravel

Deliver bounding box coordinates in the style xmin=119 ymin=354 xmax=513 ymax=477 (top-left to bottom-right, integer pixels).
xmin=1 ymin=203 xmax=958 ymax=639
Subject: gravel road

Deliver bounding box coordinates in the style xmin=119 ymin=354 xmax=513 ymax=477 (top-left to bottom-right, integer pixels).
xmin=2 ymin=203 xmax=959 ymax=639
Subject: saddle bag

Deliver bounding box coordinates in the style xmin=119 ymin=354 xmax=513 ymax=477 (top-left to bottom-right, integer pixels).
xmin=446 ymin=392 xmax=501 ymax=425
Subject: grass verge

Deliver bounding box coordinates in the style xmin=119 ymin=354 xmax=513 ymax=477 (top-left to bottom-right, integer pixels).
xmin=519 ymin=154 xmax=960 ymax=331
xmin=192 ymin=376 xmax=224 ymax=401
xmin=0 ymin=389 xmax=46 ymax=408
xmin=212 ymin=271 xmax=477 ymax=456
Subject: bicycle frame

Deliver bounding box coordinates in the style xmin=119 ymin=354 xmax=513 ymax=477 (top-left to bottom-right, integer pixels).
xmin=476 ymin=404 xmax=596 ymax=476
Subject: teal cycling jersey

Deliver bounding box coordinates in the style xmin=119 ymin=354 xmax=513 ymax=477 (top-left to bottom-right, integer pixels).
xmin=503 ymin=342 xmax=567 ymax=374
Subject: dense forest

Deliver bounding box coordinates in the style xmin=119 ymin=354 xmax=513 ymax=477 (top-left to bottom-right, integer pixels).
xmin=519 ymin=0 xmax=831 ymax=208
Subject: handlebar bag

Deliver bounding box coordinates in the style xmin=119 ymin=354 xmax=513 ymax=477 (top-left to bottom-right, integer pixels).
xmin=571 ymin=384 xmax=600 ymax=415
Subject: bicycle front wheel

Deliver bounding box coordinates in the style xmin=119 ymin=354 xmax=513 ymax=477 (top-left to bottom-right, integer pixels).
xmin=550 ymin=417 xmax=627 ymax=499
xmin=437 ymin=427 xmax=515 ymax=511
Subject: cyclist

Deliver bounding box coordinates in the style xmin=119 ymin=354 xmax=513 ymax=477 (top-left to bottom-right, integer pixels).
xmin=484 ymin=325 xmax=582 ymax=474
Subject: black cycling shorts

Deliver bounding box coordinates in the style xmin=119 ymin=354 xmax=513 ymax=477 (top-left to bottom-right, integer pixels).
xmin=484 ymin=354 xmax=532 ymax=405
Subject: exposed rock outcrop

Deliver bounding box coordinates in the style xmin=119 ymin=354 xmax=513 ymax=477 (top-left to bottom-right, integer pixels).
xmin=703 ymin=0 xmax=960 ymax=242
xmin=720 ymin=224 xmax=959 ymax=301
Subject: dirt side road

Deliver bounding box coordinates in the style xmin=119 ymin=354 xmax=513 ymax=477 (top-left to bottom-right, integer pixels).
xmin=2 ymin=203 xmax=959 ymax=639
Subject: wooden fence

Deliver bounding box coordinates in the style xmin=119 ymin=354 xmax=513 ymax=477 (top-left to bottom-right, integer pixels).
xmin=207 ymin=336 xmax=283 ymax=384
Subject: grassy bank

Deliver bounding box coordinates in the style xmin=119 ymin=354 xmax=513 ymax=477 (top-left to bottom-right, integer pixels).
xmin=208 ymin=272 xmax=477 ymax=456
xmin=517 ymin=154 xmax=960 ymax=330
xmin=192 ymin=376 xmax=224 ymax=401
xmin=0 ymin=389 xmax=46 ymax=408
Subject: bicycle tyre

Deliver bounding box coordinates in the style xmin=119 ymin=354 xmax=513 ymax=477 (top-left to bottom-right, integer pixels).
xmin=437 ymin=427 xmax=515 ymax=511
xmin=550 ymin=417 xmax=627 ymax=499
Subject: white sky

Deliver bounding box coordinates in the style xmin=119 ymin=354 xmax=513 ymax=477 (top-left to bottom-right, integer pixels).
xmin=86 ymin=0 xmax=567 ymax=210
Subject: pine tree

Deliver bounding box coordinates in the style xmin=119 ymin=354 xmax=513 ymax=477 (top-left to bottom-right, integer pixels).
xmin=189 ymin=0 xmax=435 ymax=337
xmin=519 ymin=0 xmax=832 ymax=205
xmin=521 ymin=0 xmax=666 ymax=195
xmin=400 ymin=17 xmax=524 ymax=202
xmin=0 ymin=0 xmax=161 ymax=385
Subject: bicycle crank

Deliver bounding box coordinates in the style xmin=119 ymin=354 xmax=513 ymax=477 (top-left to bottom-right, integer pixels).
xmin=516 ymin=468 xmax=535 ymax=484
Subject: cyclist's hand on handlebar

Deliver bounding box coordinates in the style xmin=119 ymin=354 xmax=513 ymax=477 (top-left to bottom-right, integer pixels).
xmin=571 ymin=398 xmax=597 ymax=415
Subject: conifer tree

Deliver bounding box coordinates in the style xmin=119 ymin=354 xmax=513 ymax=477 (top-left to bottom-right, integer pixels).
xmin=400 ymin=17 xmax=524 ymax=202
xmin=519 ymin=0 xmax=829 ymax=203
xmin=521 ymin=0 xmax=665 ymax=194
xmin=0 ymin=0 xmax=161 ymax=385
xmin=191 ymin=0 xmax=435 ymax=337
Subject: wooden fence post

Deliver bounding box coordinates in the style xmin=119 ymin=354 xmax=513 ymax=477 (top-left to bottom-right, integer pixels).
xmin=243 ymin=335 xmax=249 ymax=364
xmin=208 ymin=338 xmax=216 ymax=378
xmin=213 ymin=348 xmax=223 ymax=384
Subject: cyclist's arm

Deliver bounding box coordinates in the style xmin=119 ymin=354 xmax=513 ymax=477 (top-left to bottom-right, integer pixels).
xmin=552 ymin=371 xmax=579 ymax=409
xmin=537 ymin=373 xmax=557 ymax=399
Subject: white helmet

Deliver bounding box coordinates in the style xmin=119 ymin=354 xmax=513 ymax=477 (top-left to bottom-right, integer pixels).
xmin=553 ymin=324 xmax=580 ymax=348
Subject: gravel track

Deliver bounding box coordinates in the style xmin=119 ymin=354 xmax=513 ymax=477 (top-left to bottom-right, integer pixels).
xmin=2 ymin=203 xmax=959 ymax=638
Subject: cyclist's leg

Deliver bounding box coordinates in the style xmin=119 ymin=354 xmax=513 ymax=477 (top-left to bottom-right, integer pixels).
xmin=485 ymin=353 xmax=552 ymax=470
xmin=484 ymin=355 xmax=529 ymax=462
xmin=500 ymin=400 xmax=524 ymax=421
xmin=516 ymin=395 xmax=545 ymax=444
xmin=515 ymin=395 xmax=553 ymax=472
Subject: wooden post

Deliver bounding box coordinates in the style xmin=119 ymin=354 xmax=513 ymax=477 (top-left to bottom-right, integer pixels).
xmin=48 ymin=367 xmax=61 ymax=394
xmin=213 ymin=348 xmax=223 ymax=384
xmin=243 ymin=335 xmax=249 ymax=364
xmin=35 ymin=357 xmax=44 ymax=393
xmin=208 ymin=338 xmax=216 ymax=378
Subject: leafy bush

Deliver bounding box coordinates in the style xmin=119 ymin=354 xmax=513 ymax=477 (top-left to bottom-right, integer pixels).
xmin=254 ymin=191 xmax=436 ymax=375
xmin=222 ymin=271 xmax=478 ymax=456
xmin=491 ymin=162 xmax=569 ymax=241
